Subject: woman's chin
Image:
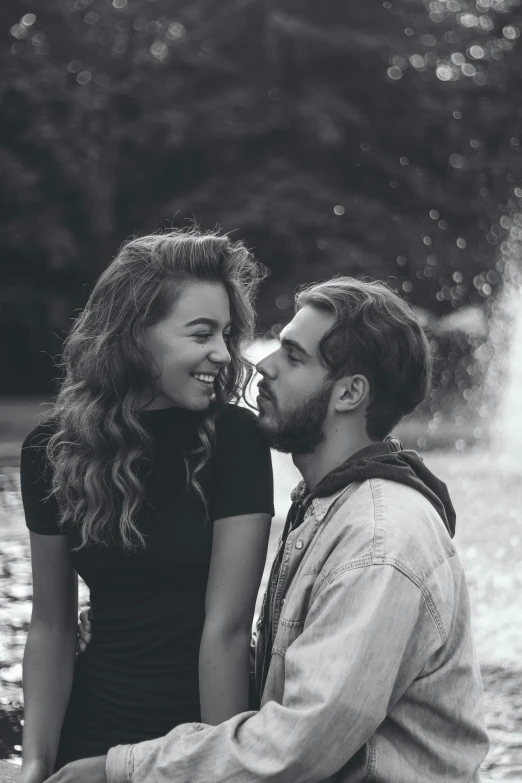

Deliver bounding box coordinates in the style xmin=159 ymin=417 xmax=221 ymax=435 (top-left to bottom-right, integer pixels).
xmin=186 ymin=395 xmax=214 ymax=411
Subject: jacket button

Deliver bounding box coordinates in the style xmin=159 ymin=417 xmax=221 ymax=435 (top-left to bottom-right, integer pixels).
xmin=295 ymin=540 xmax=304 ymax=550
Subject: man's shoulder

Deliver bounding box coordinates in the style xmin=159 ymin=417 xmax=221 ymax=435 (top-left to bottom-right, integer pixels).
xmin=323 ymin=478 xmax=457 ymax=581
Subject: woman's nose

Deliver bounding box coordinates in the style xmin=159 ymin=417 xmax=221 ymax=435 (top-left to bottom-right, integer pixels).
xmin=209 ymin=336 xmax=231 ymax=366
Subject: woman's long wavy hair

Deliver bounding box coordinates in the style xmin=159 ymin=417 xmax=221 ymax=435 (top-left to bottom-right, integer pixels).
xmin=47 ymin=228 xmax=262 ymax=550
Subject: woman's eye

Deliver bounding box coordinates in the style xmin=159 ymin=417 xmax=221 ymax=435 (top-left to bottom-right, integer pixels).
xmin=194 ymin=333 xmax=212 ymax=342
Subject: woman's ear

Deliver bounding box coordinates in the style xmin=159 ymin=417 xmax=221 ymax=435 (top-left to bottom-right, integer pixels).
xmin=332 ymin=374 xmax=370 ymax=413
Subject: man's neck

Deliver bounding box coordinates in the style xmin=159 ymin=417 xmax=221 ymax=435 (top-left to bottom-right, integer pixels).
xmin=292 ymin=429 xmax=376 ymax=490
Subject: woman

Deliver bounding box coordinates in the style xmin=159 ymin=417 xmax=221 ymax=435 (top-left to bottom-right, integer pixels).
xmin=19 ymin=229 xmax=274 ymax=783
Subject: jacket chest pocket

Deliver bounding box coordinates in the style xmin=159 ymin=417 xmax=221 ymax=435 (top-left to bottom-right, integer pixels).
xmin=263 ymin=617 xmax=305 ymax=705
xmin=272 ymin=616 xmax=305 ymax=657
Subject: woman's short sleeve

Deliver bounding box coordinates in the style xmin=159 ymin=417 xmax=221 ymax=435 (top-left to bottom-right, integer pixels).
xmin=211 ymin=405 xmax=274 ymax=521
xmin=20 ymin=422 xmax=64 ymax=535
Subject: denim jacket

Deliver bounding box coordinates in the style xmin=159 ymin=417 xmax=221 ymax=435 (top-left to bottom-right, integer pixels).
xmin=107 ymin=475 xmax=489 ymax=783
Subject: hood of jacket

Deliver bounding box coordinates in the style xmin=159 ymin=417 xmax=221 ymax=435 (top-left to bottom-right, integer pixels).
xmin=290 ymin=437 xmax=456 ymax=538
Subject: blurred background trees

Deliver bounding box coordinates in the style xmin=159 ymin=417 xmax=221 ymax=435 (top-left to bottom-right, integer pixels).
xmin=1 ymin=0 xmax=521 ymax=392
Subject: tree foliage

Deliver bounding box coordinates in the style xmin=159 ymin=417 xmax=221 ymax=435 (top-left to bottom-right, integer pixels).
xmin=1 ymin=0 xmax=521 ymax=391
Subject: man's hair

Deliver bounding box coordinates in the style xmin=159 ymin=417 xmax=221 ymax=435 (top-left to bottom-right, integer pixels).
xmin=296 ymin=277 xmax=431 ymax=440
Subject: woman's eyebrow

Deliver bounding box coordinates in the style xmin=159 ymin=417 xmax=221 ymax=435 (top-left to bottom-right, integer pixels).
xmin=184 ymin=317 xmax=232 ymax=329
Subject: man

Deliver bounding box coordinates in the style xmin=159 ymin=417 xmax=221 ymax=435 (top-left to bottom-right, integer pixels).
xmin=50 ymin=278 xmax=489 ymax=783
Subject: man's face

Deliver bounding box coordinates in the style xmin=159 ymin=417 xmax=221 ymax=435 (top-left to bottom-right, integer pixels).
xmin=256 ymin=306 xmax=335 ymax=454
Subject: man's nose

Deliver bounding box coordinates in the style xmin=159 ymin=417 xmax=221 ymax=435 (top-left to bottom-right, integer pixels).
xmin=256 ymin=350 xmax=277 ymax=378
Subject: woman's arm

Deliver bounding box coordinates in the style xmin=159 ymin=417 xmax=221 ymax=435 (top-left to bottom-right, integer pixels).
xmin=199 ymin=512 xmax=271 ymax=725
xmin=21 ymin=532 xmax=78 ymax=783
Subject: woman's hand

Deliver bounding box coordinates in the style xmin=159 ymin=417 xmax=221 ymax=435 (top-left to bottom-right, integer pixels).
xmin=77 ymin=607 xmax=92 ymax=653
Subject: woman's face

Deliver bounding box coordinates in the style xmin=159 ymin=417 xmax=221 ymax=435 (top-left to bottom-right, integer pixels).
xmin=142 ymin=281 xmax=232 ymax=410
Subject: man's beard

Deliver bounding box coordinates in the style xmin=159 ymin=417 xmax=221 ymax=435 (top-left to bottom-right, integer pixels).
xmin=257 ymin=378 xmax=334 ymax=454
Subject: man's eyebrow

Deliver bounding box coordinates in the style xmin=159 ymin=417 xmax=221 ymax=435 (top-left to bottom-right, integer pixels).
xmin=280 ymin=335 xmax=312 ymax=359
xmin=184 ymin=317 xmax=231 ymax=329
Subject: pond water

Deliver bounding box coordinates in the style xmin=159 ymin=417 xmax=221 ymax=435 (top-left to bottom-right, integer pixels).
xmin=1 ymin=446 xmax=521 ymax=780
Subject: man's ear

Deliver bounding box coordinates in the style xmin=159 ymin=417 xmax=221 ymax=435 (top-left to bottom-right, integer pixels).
xmin=332 ymin=374 xmax=370 ymax=413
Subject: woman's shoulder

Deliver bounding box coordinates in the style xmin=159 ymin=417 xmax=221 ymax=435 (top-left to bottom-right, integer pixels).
xmin=21 ymin=417 xmax=58 ymax=476
xmin=22 ymin=417 xmax=58 ymax=453
xmin=214 ymin=403 xmax=259 ymax=436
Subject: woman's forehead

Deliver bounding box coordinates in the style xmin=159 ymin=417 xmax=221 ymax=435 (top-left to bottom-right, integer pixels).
xmin=169 ymin=281 xmax=231 ymax=324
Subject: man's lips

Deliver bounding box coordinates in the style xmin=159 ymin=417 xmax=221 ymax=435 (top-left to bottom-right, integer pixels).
xmin=257 ymin=384 xmax=273 ymax=402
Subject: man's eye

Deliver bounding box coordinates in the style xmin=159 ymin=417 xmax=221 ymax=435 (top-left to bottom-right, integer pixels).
xmin=287 ymin=353 xmax=299 ymax=364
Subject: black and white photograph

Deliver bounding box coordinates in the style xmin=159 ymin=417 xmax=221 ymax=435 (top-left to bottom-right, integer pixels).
xmin=1 ymin=1 xmax=521 ymax=781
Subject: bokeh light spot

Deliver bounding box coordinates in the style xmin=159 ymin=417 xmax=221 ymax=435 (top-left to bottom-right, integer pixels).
xmin=457 ymin=237 xmax=467 ymax=248
xmin=21 ymin=14 xmax=36 ymax=26
xmin=469 ymin=45 xmax=485 ymax=59
xmin=387 ymin=66 xmax=403 ymax=80
xmin=77 ymin=70 xmax=92 ymax=84
xmin=473 ymin=72 xmax=487 ymax=85
xmin=459 ymin=14 xmax=479 ymax=27
xmin=151 ymin=41 xmax=167 ymax=58
xmin=410 ymin=54 xmax=426 ymax=68
xmin=333 ymin=205 xmax=345 ymax=216
xmin=10 ymin=24 xmax=26 ymax=39
xmin=167 ymin=22 xmax=185 ymax=39
xmin=449 ymin=153 xmax=466 ymax=168
xmin=436 ymin=64 xmax=453 ymax=81
xmin=451 ymin=52 xmax=466 ymax=65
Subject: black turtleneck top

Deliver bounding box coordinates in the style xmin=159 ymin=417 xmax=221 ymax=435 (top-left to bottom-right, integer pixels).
xmin=20 ymin=403 xmax=274 ymax=768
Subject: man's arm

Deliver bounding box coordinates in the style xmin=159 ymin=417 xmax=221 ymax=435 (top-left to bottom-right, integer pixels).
xmin=107 ymin=563 xmax=441 ymax=783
